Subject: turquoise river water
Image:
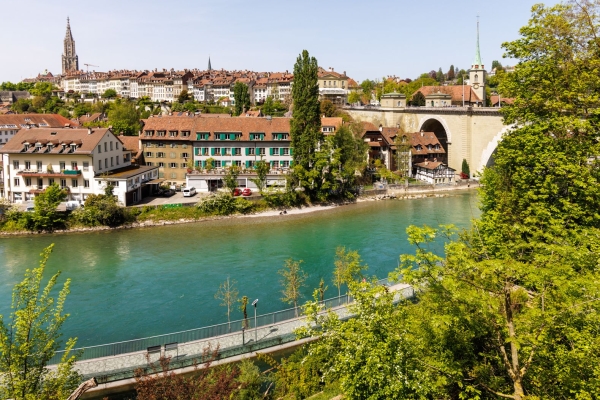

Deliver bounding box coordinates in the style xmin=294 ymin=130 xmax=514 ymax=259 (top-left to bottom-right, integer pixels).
xmin=0 ymin=191 xmax=480 ymax=348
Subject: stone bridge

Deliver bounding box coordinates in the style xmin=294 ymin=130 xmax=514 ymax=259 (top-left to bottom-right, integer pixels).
xmin=346 ymin=106 xmax=509 ymax=175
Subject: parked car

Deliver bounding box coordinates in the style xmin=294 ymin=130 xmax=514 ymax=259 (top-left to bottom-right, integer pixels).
xmin=183 ymin=187 xmax=197 ymax=197
xmin=242 ymin=188 xmax=252 ymax=196
xmin=233 ymin=188 xmax=242 ymax=196
xmin=161 ymin=189 xmax=175 ymax=197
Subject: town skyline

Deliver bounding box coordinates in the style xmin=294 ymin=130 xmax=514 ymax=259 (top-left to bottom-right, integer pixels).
xmin=2 ymin=0 xmax=559 ymax=84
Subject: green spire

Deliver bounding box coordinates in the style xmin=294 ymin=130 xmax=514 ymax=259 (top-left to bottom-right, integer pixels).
xmin=473 ymin=17 xmax=482 ymax=67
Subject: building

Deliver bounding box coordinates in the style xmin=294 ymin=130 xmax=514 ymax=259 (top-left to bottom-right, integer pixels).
xmin=62 ymin=18 xmax=79 ymax=75
xmin=413 ymin=161 xmax=456 ymax=184
xmin=0 ymin=127 xmax=159 ymax=205
xmin=380 ymin=93 xmax=407 ymax=108
xmin=318 ymin=67 xmax=349 ymax=105
xmin=412 ymin=85 xmax=482 ymax=107
xmin=469 ymin=19 xmax=487 ymax=106
xmin=0 ymin=114 xmax=75 ymax=148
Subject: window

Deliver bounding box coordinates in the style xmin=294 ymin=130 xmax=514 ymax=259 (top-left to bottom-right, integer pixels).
xmin=272 ymin=160 xmax=280 ymax=168
xmin=60 ymin=162 xmax=66 ymax=171
xmin=111 ymin=157 xmax=114 ymax=167
xmin=145 ymin=131 xmax=153 ymax=137
xmin=104 ymin=142 xmax=107 ymax=152
xmin=25 ymin=178 xmax=31 ymax=186
xmin=169 ymin=162 xmax=177 ymax=168
xmin=60 ymin=179 xmax=67 ymax=189
xmin=83 ymin=161 xmax=89 ymax=171
xmin=214 ymin=160 xmax=222 ymax=168
xmin=181 ymin=132 xmax=190 ymax=138
xmin=258 ymin=148 xmax=265 ymax=156
xmin=170 ymin=172 xmax=177 ymax=179
xmin=110 ymin=142 xmax=113 ymax=151
xmin=49 ymin=178 xmax=54 ymax=186
xmin=213 ymin=147 xmax=221 ymax=156
xmin=98 ymin=145 xmax=102 ymax=153
xmin=72 ymin=179 xmax=78 ymax=188
xmin=250 ymin=133 xmax=265 ymax=141
xmin=180 ymin=163 xmax=187 ymax=168
xmin=146 ymin=152 xmax=153 ymax=157
xmin=37 ymin=161 xmax=42 ymax=172
xmin=169 ymin=131 xmax=177 ymax=137
xmin=157 ymin=131 xmax=166 ymax=137
xmin=233 ymin=160 xmax=242 ymax=167
xmin=271 ymin=148 xmax=279 ymax=156
xmin=233 ymin=148 xmax=241 ymax=156
xmin=170 ymin=143 xmax=178 ymax=148
xmin=248 ymin=148 xmax=256 ymax=156
xmin=71 ymin=162 xmax=78 ymax=170
xmin=158 ymin=162 xmax=165 ymax=167
xmin=25 ymin=161 xmax=31 ymax=170
xmin=181 ymin=152 xmax=189 ymax=158
xmin=157 ymin=152 xmax=165 ymax=158
xmin=146 ymin=162 xmax=154 ymax=166
xmin=223 ymin=148 xmax=231 ymax=156
xmin=170 ymin=152 xmax=176 ymax=159
xmin=283 ymin=148 xmax=290 ymax=156
xmin=84 ymin=179 xmax=90 ymax=188
xmin=105 ymin=159 xmax=108 ymax=169
xmin=13 ymin=178 xmax=20 ymax=186
xmin=196 ymin=132 xmax=210 ymax=140
xmin=13 ymin=161 xmax=19 ymax=169
xmin=282 ymin=160 xmax=290 ymax=168
xmin=116 ymin=157 xmax=120 ymax=165
xmin=116 ymin=142 xmax=119 ymax=149
xmin=158 ymin=142 xmax=165 ymax=148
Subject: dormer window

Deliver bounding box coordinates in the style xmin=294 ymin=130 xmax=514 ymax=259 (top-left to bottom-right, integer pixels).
xmin=169 ymin=131 xmax=178 ymax=137
xmin=24 ymin=144 xmax=30 ymax=151
xmin=71 ymin=144 xmax=77 ymax=152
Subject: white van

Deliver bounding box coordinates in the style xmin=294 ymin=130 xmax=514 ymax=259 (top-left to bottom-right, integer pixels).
xmin=183 ymin=187 xmax=197 ymax=197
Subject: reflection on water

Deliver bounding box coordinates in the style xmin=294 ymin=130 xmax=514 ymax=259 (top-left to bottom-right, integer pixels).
xmin=0 ymin=192 xmax=480 ymax=346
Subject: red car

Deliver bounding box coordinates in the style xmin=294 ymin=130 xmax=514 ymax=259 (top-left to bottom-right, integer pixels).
xmin=233 ymin=188 xmax=242 ymax=196
xmin=242 ymin=188 xmax=252 ymax=196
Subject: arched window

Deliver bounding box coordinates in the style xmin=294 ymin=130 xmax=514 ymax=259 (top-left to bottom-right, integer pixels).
xmin=474 ymin=74 xmax=479 ymax=83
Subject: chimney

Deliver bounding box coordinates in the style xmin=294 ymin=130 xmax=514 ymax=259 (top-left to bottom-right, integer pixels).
xmin=87 ymin=127 xmax=92 ymax=135
xmin=379 ymin=124 xmax=383 ymax=132
xmin=420 ymin=130 xmax=424 ymax=137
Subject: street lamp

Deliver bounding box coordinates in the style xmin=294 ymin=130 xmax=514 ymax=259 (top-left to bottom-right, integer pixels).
xmin=252 ymin=299 xmax=259 ymax=342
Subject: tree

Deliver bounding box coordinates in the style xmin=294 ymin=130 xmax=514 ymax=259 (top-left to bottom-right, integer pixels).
xmin=436 ymin=67 xmax=444 ymax=83
xmin=102 ymin=89 xmax=117 ymax=98
xmin=279 ymin=259 xmax=307 ymax=316
xmin=491 ymin=60 xmax=503 ymax=71
xmin=461 ymin=158 xmax=470 ymax=178
xmin=177 ymin=89 xmax=190 ymax=104
xmin=233 ymin=82 xmax=250 ymax=116
xmin=29 ymin=82 xmax=55 ymax=97
xmin=0 ymin=245 xmax=80 ymax=400
xmin=290 ymin=50 xmax=323 ymax=200
xmin=107 ymin=100 xmax=140 ymax=135
xmin=394 ymin=133 xmax=411 ymax=178
xmin=250 ymin=159 xmax=270 ymax=193
xmin=320 ymin=99 xmax=336 ymax=117
xmin=332 ymin=246 xmax=368 ymax=296
xmin=239 ymin=296 xmax=249 ymax=329
xmin=261 ymin=96 xmax=275 ymax=115
xmin=410 ymin=91 xmax=426 ymax=106
xmin=222 ymin=165 xmax=241 ymax=195
xmin=447 ymin=64 xmax=456 ymax=81
xmin=348 ymin=91 xmax=361 ymax=104
xmin=32 ymin=183 xmax=67 ymax=231
xmin=214 ymin=277 xmax=239 ymax=330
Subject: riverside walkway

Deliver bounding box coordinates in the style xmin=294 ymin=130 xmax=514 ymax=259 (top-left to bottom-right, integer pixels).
xmin=53 ymin=282 xmax=413 ymax=386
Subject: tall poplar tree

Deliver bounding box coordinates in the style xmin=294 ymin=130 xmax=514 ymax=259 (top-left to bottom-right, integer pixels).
xmin=233 ymin=82 xmax=250 ymax=116
xmin=290 ymin=50 xmax=323 ymax=200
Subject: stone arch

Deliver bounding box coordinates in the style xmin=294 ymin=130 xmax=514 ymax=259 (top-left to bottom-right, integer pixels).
xmin=418 ymin=116 xmax=453 ymax=158
xmin=479 ymin=125 xmax=514 ymax=171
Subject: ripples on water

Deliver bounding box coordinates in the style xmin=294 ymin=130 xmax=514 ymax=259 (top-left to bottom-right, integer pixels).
xmin=0 ymin=191 xmax=480 ymax=346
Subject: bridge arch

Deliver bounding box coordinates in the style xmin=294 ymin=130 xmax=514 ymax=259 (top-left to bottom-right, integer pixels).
xmin=418 ymin=116 xmax=453 ymax=161
xmin=479 ymin=125 xmax=514 ymax=170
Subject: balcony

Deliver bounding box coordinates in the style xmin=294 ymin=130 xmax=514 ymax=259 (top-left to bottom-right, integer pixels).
xmin=18 ymin=169 xmax=82 ymax=177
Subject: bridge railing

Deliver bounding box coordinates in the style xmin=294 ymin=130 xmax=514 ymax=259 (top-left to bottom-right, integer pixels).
xmin=48 ymin=282 xmax=394 ymax=365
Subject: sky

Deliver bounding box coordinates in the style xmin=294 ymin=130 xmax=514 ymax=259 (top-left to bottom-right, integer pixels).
xmin=0 ymin=0 xmax=561 ymax=84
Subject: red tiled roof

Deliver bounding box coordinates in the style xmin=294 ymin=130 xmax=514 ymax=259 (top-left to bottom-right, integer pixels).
xmin=1 ymin=128 xmax=113 ymax=154
xmin=414 ymin=85 xmax=481 ymax=103
xmin=0 ymin=114 xmax=78 ymax=128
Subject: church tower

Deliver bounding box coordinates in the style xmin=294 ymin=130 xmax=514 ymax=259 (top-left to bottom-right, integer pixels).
xmin=62 ymin=17 xmax=79 ymax=75
xmin=468 ymin=17 xmax=486 ymax=106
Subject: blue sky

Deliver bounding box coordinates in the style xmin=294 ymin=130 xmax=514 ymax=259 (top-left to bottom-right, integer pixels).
xmin=1 ymin=0 xmax=560 ymax=84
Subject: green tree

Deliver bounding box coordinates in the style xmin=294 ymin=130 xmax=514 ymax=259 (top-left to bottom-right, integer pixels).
xmin=29 ymin=82 xmax=55 ymax=97
xmin=279 ymin=259 xmax=307 ymax=316
xmin=261 ymin=96 xmax=275 ymax=115
xmin=319 ymin=99 xmax=336 ymax=117
xmin=461 ymin=158 xmax=470 ymax=177
xmin=250 ymin=159 xmax=270 ymax=193
xmin=11 ymin=99 xmax=32 ymax=113
xmin=223 ymin=165 xmax=241 ymax=195
xmin=177 ymin=89 xmax=191 ymax=103
xmin=214 ymin=277 xmax=239 ymax=329
xmin=108 ymin=100 xmax=141 ymax=135
xmin=102 ymin=89 xmax=117 ymax=98
xmin=0 ymin=245 xmax=80 ymax=400
xmin=436 ymin=67 xmax=444 ymax=83
xmin=332 ymin=246 xmax=368 ymax=296
xmin=232 ymin=82 xmax=250 ymax=116
xmin=72 ymin=102 xmax=92 ymax=118
xmin=410 ymin=91 xmax=425 ymax=106
xmin=32 ymin=183 xmax=67 ymax=231
xmin=347 ymin=91 xmax=361 ymax=104
xmin=239 ymin=296 xmax=249 ymax=329
xmin=290 ymin=50 xmax=323 ymax=200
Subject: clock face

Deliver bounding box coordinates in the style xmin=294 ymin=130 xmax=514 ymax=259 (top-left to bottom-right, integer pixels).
xmin=473 ymin=83 xmax=480 ymax=89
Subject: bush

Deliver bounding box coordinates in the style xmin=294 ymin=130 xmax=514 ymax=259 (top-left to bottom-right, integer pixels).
xmin=263 ymin=190 xmax=306 ymax=209
xmin=197 ymin=193 xmax=255 ymax=216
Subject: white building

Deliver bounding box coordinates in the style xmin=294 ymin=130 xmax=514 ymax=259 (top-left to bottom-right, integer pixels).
xmin=1 ymin=127 xmax=159 ymax=205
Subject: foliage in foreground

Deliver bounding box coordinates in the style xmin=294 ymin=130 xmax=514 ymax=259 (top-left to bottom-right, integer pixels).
xmin=0 ymin=245 xmax=80 ymax=400
xmin=197 ymin=192 xmax=255 ymax=216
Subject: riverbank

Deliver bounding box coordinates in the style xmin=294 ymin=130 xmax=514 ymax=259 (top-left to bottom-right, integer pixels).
xmin=0 ymin=184 xmax=479 ymax=236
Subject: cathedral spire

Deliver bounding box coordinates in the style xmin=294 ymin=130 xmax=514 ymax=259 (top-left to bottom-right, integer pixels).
xmin=208 ymin=56 xmax=212 ymax=71
xmin=472 ymin=16 xmax=483 ymax=68
xmin=62 ymin=17 xmax=79 ymax=74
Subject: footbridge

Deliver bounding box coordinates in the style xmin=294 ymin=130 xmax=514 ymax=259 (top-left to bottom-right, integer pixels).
xmin=51 ymin=281 xmax=413 ymax=398
xmin=347 ymin=106 xmax=508 ymax=175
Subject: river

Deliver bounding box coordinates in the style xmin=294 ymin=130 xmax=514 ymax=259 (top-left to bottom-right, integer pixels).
xmin=0 ymin=191 xmax=480 ymax=348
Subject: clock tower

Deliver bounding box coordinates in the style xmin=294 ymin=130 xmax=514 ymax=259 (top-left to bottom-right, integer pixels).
xmin=468 ymin=17 xmax=486 ymax=106
xmin=62 ymin=17 xmax=79 ymax=75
